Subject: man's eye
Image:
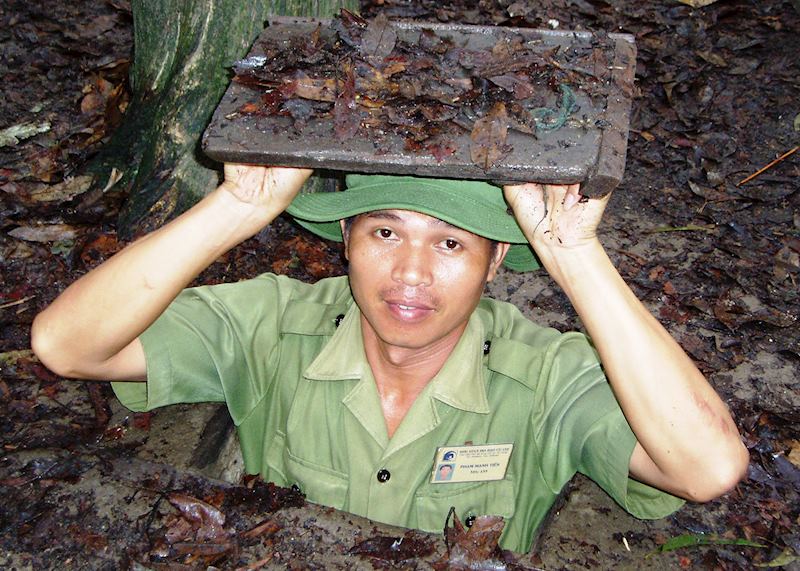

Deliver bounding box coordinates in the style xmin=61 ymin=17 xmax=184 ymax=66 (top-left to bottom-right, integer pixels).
xmin=443 ymin=239 xmax=460 ymax=250
xmin=376 ymin=228 xmax=393 ymax=238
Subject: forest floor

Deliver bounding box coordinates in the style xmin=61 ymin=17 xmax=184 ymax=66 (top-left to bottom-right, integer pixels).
xmin=0 ymin=1 xmax=798 ymax=569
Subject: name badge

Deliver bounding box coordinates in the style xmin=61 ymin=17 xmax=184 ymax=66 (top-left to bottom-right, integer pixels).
xmin=429 ymin=444 xmax=513 ymax=483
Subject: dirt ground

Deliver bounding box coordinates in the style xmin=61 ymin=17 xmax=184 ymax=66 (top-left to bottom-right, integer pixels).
xmin=1 ymin=1 xmax=798 ymax=569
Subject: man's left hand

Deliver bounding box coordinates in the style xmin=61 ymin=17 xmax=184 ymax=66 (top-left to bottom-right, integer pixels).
xmin=503 ymin=183 xmax=610 ymax=254
xmin=504 ymin=182 xmax=749 ymax=503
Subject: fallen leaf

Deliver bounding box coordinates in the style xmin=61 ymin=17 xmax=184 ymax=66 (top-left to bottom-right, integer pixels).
xmin=444 ymin=508 xmax=507 ymax=568
xmin=28 ymin=148 xmax=62 ymax=182
xmin=80 ymin=91 xmax=105 ymax=114
xmin=280 ymin=73 xmax=339 ymax=102
xmin=489 ymin=73 xmax=536 ymax=99
xmin=360 ymin=12 xmax=397 ymax=61
xmin=787 ymin=440 xmax=800 ymax=468
xmin=74 ymin=14 xmax=118 ymax=39
xmin=168 ymin=493 xmax=228 ymax=542
xmin=728 ymin=57 xmax=760 ymax=75
xmin=242 ymin=518 xmax=281 ymax=540
xmin=9 ymin=224 xmax=80 ymax=243
xmin=686 ymin=180 xmax=727 ymax=201
xmin=133 ymin=412 xmax=152 ymax=430
xmin=0 ymin=121 xmax=51 ymax=148
xmin=334 ymin=59 xmax=359 ymax=140
xmin=470 ymin=102 xmax=511 ymax=171
xmin=696 ymin=50 xmax=727 ymax=67
xmin=101 ymin=167 xmax=123 ymax=193
xmin=698 ymin=132 xmax=736 ymax=160
xmin=104 ymin=425 xmax=126 ymax=440
xmin=426 ymin=142 xmax=456 ymax=162
xmin=677 ymin=0 xmax=719 ymax=6
xmin=67 ymin=524 xmax=109 ymax=551
xmin=773 ymin=245 xmax=800 ymax=280
xmin=80 ymin=233 xmax=122 ymax=269
xmin=0 ymin=350 xmax=37 ymax=373
xmin=350 ymin=531 xmax=435 ymax=563
xmin=28 ymin=175 xmax=93 ymax=203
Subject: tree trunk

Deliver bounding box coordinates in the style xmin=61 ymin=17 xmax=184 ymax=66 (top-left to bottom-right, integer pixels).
xmin=85 ymin=0 xmax=358 ymax=239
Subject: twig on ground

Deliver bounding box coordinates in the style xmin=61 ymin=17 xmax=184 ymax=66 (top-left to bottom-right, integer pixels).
xmin=737 ymin=146 xmax=799 ymax=186
xmin=0 ymin=296 xmax=35 ymax=310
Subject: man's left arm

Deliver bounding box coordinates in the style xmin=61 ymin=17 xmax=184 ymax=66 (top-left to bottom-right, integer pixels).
xmin=504 ymin=183 xmax=749 ymax=503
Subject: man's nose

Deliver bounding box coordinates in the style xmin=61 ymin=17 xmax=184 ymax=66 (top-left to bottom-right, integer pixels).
xmin=391 ymin=243 xmax=433 ymax=287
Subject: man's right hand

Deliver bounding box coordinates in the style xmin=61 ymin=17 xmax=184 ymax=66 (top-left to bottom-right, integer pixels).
xmin=31 ymin=163 xmax=313 ymax=383
xmin=220 ymin=163 xmax=312 ymax=213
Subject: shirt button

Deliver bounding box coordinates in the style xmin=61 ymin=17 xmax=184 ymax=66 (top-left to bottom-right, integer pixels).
xmin=376 ymin=469 xmax=391 ymax=483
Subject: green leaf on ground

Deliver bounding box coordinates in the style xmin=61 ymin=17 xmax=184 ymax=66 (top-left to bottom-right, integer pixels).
xmin=647 ymin=224 xmax=716 ymax=233
xmin=754 ymin=550 xmax=799 ymax=568
xmin=646 ymin=533 xmax=767 ymax=558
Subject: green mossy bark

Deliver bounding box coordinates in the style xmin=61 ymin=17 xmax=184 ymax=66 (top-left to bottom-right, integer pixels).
xmin=88 ymin=0 xmax=358 ymax=239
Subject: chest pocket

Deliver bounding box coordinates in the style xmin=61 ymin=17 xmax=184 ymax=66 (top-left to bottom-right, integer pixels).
xmin=264 ymin=431 xmax=288 ymax=485
xmin=265 ymin=430 xmax=349 ymax=509
xmin=414 ymin=476 xmax=516 ymax=533
xmin=285 ymin=449 xmax=349 ymax=510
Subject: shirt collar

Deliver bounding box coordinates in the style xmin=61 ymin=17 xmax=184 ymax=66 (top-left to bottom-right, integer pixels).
xmin=303 ymin=302 xmax=366 ymax=380
xmin=304 ymin=305 xmax=490 ymax=414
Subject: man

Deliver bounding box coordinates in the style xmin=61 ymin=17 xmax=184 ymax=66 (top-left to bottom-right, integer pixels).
xmin=31 ymin=164 xmax=748 ymax=553
xmin=435 ymin=464 xmax=454 ymax=482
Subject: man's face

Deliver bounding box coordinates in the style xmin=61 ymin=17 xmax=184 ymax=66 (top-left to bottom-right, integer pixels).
xmin=342 ymin=209 xmax=508 ymax=356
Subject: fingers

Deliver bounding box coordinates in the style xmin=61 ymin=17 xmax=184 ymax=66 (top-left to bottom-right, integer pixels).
xmin=218 ymin=163 xmax=313 ymax=213
xmin=274 ymin=166 xmax=313 ymax=191
xmin=223 ymin=162 xmax=266 ymax=186
xmin=537 ymin=183 xmax=580 ymax=210
xmin=503 ymin=182 xmax=544 ymax=209
xmin=224 ymin=163 xmax=312 ymax=179
xmin=504 ymin=183 xmax=583 ymax=209
xmin=223 ymin=163 xmax=312 ymax=195
xmin=561 ymin=184 xmax=582 ymax=210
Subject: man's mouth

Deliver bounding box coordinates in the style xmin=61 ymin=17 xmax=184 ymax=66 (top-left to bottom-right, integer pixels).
xmin=384 ymin=299 xmax=435 ymax=322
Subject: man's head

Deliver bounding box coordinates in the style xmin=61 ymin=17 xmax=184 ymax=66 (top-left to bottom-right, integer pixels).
xmin=286 ymin=175 xmax=538 ymax=353
xmin=438 ymin=464 xmax=453 ymax=477
xmin=286 ymin=174 xmax=539 ymax=272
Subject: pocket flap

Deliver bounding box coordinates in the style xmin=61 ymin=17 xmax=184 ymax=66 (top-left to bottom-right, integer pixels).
xmin=286 ymin=451 xmax=349 ymax=510
xmin=414 ymin=477 xmax=515 ymax=533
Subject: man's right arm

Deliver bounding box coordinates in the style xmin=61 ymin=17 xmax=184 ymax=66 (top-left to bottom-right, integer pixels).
xmin=31 ymin=164 xmax=312 ymax=382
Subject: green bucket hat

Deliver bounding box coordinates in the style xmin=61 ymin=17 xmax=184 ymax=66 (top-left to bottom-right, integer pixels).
xmin=286 ymin=174 xmax=540 ymax=271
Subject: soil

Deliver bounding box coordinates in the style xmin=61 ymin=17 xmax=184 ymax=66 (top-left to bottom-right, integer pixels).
xmin=1 ymin=1 xmax=798 ymax=570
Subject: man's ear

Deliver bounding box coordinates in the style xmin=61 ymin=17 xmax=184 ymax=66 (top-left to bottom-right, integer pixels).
xmin=487 ymin=242 xmax=511 ymax=282
xmin=339 ymin=219 xmax=350 ymax=260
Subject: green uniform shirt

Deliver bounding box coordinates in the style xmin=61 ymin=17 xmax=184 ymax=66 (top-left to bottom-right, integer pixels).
xmin=112 ymin=274 xmax=682 ymax=552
